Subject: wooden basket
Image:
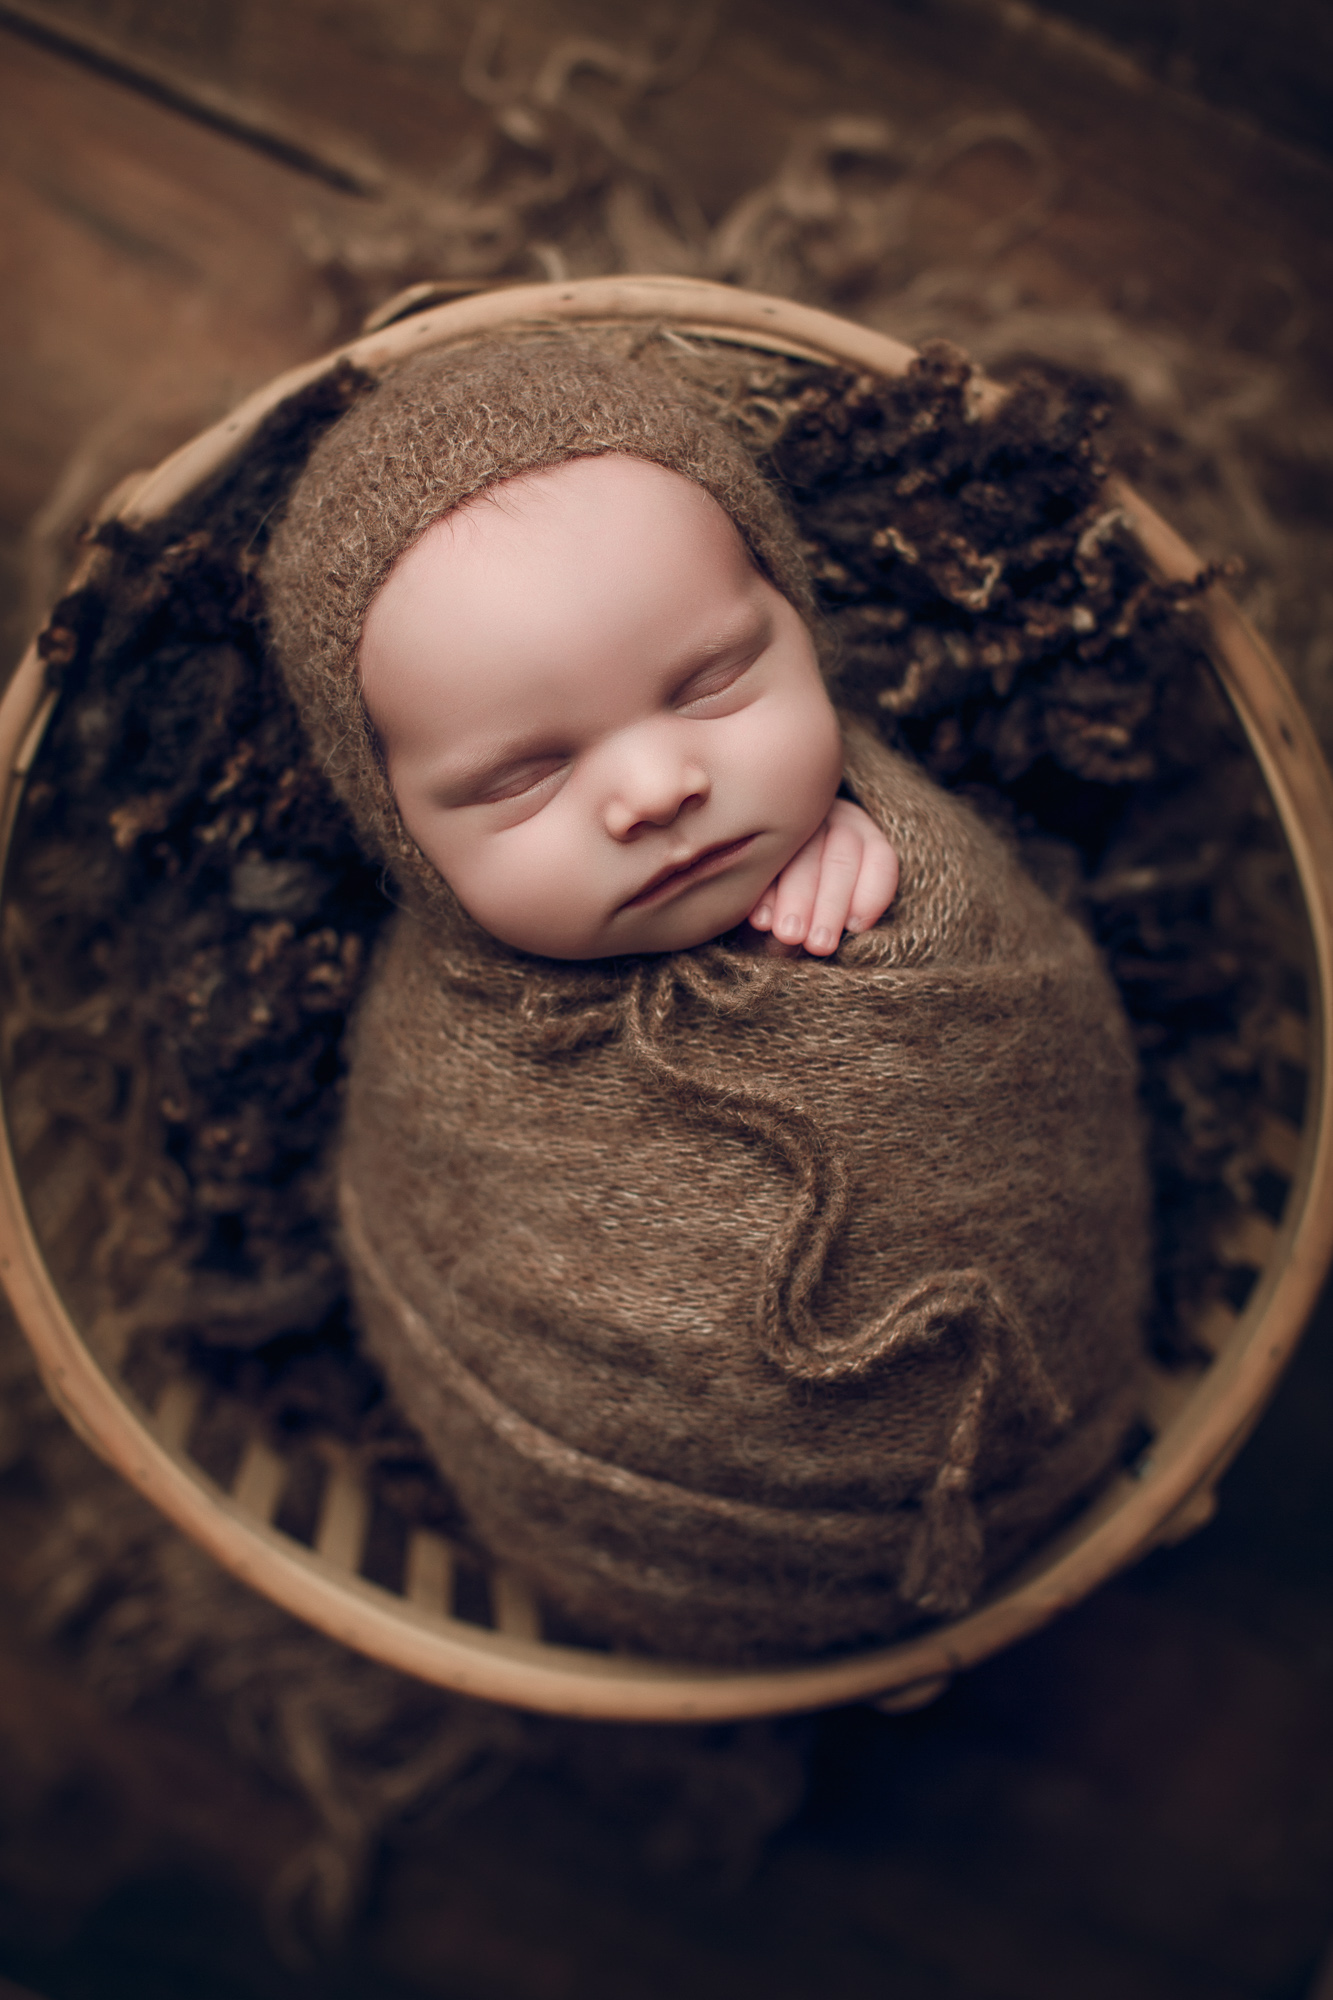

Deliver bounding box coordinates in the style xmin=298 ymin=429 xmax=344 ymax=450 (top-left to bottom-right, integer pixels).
xmin=2 ymin=276 xmax=1331 ymax=1723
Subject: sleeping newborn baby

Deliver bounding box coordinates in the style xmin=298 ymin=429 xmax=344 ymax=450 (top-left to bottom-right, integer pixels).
xmin=264 ymin=332 xmax=1149 ymax=1662
xmin=357 ymin=448 xmax=899 ymax=963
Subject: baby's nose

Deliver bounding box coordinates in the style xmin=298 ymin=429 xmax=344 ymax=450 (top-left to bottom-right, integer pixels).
xmin=603 ymin=744 xmax=710 ymax=840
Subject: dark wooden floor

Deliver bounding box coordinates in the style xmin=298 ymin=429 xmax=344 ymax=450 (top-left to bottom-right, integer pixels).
xmin=1 ymin=4 xmax=1332 ymax=1996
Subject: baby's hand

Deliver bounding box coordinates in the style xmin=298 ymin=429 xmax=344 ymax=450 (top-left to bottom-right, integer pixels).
xmin=747 ymin=800 xmax=899 ymax=957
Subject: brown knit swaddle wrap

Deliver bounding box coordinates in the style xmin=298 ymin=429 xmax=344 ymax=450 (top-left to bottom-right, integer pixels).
xmin=264 ymin=333 xmax=1149 ymax=1662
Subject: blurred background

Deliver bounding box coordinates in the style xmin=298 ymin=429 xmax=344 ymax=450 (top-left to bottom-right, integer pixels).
xmin=0 ymin=3 xmax=1331 ymax=1995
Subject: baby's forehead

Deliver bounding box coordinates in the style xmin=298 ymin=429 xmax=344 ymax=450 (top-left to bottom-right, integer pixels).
xmin=358 ymin=451 xmax=766 ymax=719
xmin=367 ymin=454 xmax=752 ymax=640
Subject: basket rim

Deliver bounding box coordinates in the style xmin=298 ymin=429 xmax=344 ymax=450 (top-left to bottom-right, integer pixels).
xmin=2 ymin=273 xmax=1331 ymax=1722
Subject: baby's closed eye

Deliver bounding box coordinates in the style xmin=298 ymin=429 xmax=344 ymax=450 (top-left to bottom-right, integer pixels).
xmin=471 ymin=756 xmax=570 ymax=806
xmin=669 ymin=610 xmax=771 ymax=715
xmin=672 ymin=653 xmax=757 ymax=712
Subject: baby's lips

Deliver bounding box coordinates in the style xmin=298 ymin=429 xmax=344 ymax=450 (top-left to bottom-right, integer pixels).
xmin=620 ymin=833 xmax=757 ymax=912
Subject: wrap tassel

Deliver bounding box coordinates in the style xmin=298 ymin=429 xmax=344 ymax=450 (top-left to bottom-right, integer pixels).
xmin=619 ymin=958 xmax=1074 ymax=1618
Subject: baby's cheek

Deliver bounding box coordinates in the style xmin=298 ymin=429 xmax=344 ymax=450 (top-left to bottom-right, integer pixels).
xmin=769 ymin=691 xmax=843 ymax=828
xmin=455 ymin=827 xmax=596 ymax=959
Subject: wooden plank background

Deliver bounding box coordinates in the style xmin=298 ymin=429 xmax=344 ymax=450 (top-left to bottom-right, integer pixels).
xmin=0 ymin=5 xmax=1331 ymax=1997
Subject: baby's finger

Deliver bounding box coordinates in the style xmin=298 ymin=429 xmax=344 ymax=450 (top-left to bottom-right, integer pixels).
xmin=767 ymin=826 xmax=825 ymax=945
xmin=746 ymin=880 xmax=800 ymax=954
xmin=746 ymin=880 xmax=779 ymax=932
xmin=845 ymin=837 xmax=900 ymax=936
xmin=803 ymin=815 xmax=866 ymax=955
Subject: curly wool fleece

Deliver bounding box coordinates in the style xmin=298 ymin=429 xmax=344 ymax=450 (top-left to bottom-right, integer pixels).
xmin=263 ymin=333 xmax=1149 ymax=1660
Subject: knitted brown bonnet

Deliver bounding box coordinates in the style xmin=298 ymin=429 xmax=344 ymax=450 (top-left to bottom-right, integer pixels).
xmin=263 ymin=332 xmax=816 ymax=921
xmin=262 ymin=331 xmax=1150 ymax=1663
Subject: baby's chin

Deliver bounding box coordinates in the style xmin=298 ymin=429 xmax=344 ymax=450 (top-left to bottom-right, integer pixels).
xmin=600 ymin=871 xmax=778 ymax=959
xmin=471 ymin=883 xmax=760 ymax=962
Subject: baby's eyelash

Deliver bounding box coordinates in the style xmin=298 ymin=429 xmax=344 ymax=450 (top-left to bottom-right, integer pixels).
xmin=472 ymin=757 xmax=568 ymax=805
xmin=673 ymin=655 xmax=755 ymax=708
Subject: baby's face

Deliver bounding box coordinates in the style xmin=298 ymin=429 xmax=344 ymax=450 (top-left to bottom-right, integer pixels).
xmin=358 ymin=452 xmax=844 ymax=959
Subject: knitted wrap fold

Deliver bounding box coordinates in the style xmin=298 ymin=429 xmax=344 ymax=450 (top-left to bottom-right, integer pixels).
xmin=261 ymin=329 xmax=1149 ymax=1660
xmin=340 ymin=721 xmax=1148 ymax=1660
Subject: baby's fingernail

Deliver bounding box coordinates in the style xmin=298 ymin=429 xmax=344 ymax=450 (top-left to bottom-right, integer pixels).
xmin=754 ymin=905 xmax=772 ymax=928
xmin=810 ymin=926 xmax=833 ymax=952
xmin=844 ymin=917 xmax=864 ymax=933
xmin=778 ymin=914 xmax=803 ymax=941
